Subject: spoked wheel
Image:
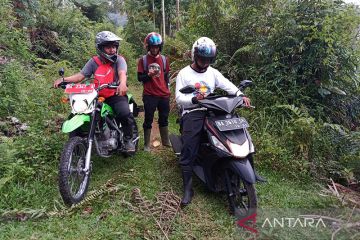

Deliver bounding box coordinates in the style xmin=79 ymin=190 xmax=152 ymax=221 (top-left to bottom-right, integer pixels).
xmin=224 ymin=168 xmax=257 ymax=219
xmin=58 ymin=136 xmax=90 ymax=206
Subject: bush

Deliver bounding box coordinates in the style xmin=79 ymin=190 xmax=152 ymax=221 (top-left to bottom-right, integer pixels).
xmin=0 ymin=59 xmax=69 ymax=186
xmin=249 ymin=104 xmax=360 ymax=182
xmin=0 ymin=0 xmax=32 ymax=61
xmin=0 ymin=61 xmax=29 ymax=116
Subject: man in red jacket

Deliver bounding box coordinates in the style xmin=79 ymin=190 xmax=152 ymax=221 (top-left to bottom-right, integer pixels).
xmin=137 ymin=32 xmax=171 ymax=151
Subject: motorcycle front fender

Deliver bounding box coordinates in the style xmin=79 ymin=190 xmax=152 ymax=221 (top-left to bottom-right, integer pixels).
xmin=227 ymin=159 xmax=256 ymax=184
xmin=62 ymin=114 xmax=90 ymax=133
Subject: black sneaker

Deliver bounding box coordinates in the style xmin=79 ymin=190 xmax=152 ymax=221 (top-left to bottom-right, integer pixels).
xmin=124 ymin=139 xmax=135 ymax=152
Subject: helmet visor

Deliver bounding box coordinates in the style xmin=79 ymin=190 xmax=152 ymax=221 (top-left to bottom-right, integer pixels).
xmin=195 ymin=45 xmax=216 ymax=58
xmin=148 ymin=35 xmax=162 ymax=46
xmin=196 ymin=55 xmax=215 ymax=64
xmin=101 ymin=41 xmax=119 ymax=48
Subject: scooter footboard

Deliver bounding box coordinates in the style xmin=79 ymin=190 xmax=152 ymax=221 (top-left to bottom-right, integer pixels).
xmin=226 ymin=159 xmax=256 ymax=184
xmin=169 ymin=134 xmax=182 ymax=156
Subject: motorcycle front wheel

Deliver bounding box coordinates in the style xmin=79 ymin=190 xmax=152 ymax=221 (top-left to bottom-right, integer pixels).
xmin=58 ymin=136 xmax=90 ymax=206
xmin=225 ymin=168 xmax=257 ymax=219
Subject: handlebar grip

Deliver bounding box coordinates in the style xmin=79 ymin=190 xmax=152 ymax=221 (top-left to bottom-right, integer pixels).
xmin=58 ymin=81 xmax=68 ymax=89
xmin=107 ymin=85 xmax=119 ymax=89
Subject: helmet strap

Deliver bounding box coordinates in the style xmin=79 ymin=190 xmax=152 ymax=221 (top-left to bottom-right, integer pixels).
xmin=97 ymin=45 xmax=118 ymax=63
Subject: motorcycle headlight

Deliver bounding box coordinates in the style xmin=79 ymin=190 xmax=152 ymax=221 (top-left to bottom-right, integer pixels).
xmin=211 ymin=135 xmax=231 ymax=154
xmin=228 ymin=139 xmax=250 ymax=158
xmin=72 ymin=100 xmax=88 ymax=113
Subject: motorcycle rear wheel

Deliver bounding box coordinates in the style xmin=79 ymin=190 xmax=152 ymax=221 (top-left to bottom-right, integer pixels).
xmin=225 ymin=168 xmax=257 ymax=219
xmin=58 ymin=136 xmax=90 ymax=206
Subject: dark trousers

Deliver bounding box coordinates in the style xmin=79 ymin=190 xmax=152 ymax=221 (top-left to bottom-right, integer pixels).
xmin=142 ymin=95 xmax=170 ymax=129
xmin=105 ymin=95 xmax=134 ymax=139
xmin=179 ymin=111 xmax=206 ymax=168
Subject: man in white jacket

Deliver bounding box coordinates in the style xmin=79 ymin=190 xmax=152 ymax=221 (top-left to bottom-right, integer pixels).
xmin=175 ymin=37 xmax=264 ymax=207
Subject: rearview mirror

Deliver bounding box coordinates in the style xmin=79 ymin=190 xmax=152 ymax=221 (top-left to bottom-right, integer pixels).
xmin=58 ymin=68 xmax=65 ymax=77
xmin=239 ymin=80 xmax=253 ymax=91
xmin=179 ymin=85 xmax=196 ymax=94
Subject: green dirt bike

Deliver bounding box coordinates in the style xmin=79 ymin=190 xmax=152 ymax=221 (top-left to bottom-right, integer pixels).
xmin=56 ymin=68 xmax=139 ymax=206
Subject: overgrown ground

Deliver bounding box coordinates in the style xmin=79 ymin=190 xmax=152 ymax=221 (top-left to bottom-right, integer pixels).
xmin=0 ymin=92 xmax=358 ymax=239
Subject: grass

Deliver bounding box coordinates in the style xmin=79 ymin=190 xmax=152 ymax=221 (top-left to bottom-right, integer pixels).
xmin=0 ymin=138 xmax=348 ymax=239
xmin=0 ymin=96 xmax=357 ymax=240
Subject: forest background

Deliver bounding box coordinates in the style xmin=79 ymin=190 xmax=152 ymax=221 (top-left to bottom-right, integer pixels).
xmin=0 ymin=0 xmax=359 ymax=239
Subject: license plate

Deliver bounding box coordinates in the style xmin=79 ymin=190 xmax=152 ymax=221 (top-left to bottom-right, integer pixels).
xmin=215 ymin=118 xmax=249 ymax=131
xmin=64 ymin=83 xmax=95 ymax=94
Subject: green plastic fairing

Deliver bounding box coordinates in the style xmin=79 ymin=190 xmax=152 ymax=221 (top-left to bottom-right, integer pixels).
xmin=62 ymin=114 xmax=90 ymax=133
xmin=127 ymin=92 xmax=133 ymax=103
xmin=101 ymin=103 xmax=114 ymax=117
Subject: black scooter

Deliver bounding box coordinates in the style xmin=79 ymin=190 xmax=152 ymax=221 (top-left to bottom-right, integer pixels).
xmin=169 ymin=80 xmax=258 ymax=217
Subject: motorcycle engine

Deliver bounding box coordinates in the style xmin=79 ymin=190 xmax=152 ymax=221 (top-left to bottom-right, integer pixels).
xmin=96 ymin=127 xmax=119 ymax=155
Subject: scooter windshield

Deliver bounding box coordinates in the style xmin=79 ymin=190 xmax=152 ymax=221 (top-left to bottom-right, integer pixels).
xmin=199 ymin=96 xmax=243 ymax=113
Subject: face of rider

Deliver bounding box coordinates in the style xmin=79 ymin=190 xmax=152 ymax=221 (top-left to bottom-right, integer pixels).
xmin=103 ymin=44 xmax=117 ymax=55
xmin=192 ymin=56 xmax=212 ymax=72
xmin=196 ymin=56 xmax=211 ymax=69
xmin=149 ymin=45 xmax=160 ymax=57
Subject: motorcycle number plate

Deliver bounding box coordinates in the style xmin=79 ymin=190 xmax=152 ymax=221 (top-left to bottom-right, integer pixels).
xmin=65 ymin=83 xmax=95 ymax=94
xmin=215 ymin=118 xmax=249 ymax=131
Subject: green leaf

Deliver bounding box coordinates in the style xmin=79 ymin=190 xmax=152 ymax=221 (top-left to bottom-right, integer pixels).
xmin=0 ymin=176 xmax=13 ymax=190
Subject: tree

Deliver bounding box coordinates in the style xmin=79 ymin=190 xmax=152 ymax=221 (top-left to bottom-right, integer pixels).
xmin=71 ymin=0 xmax=109 ymax=21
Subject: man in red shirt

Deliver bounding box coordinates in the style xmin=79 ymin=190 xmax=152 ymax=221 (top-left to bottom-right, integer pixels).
xmin=137 ymin=32 xmax=171 ymax=151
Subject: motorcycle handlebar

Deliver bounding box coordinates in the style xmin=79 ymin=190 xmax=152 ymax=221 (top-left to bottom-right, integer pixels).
xmin=198 ymin=95 xmax=255 ymax=108
xmin=55 ymin=82 xmax=119 ymax=91
xmin=58 ymin=81 xmax=69 ymax=89
xmin=98 ymin=83 xmax=119 ymax=90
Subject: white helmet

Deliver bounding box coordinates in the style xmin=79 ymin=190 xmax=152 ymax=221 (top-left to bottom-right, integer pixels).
xmin=191 ymin=37 xmax=217 ymax=64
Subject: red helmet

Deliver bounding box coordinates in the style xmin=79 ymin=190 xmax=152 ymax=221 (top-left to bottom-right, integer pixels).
xmin=144 ymin=32 xmax=163 ymax=51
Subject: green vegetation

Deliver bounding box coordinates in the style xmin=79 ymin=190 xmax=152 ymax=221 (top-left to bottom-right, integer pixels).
xmin=0 ymin=139 xmax=344 ymax=239
xmin=0 ymin=0 xmax=359 ymax=239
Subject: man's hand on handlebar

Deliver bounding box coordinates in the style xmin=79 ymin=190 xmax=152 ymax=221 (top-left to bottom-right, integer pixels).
xmin=53 ymin=78 xmax=64 ymax=88
xmin=116 ymin=82 xmax=128 ymax=96
xmin=191 ymin=93 xmax=205 ymax=104
xmin=242 ymin=96 xmax=251 ymax=107
xmin=196 ymin=93 xmax=205 ymax=100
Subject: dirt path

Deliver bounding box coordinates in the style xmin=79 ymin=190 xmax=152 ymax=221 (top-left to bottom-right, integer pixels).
xmin=138 ymin=112 xmax=163 ymax=152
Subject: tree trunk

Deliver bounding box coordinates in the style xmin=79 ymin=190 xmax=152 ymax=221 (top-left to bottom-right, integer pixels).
xmin=176 ymin=0 xmax=180 ymax=30
xmin=162 ymin=0 xmax=165 ymax=40
xmin=152 ymin=0 xmax=155 ymax=30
